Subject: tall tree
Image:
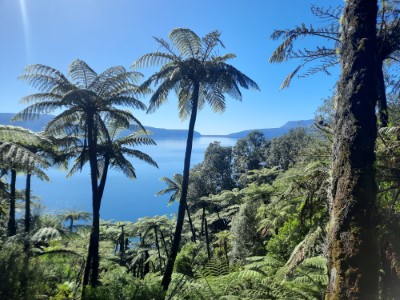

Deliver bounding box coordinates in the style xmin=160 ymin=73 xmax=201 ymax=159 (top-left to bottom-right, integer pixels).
xmin=326 ymin=1 xmax=379 ymax=299
xmin=133 ymin=28 xmax=259 ymax=291
xmin=14 ymin=59 xmax=146 ymax=287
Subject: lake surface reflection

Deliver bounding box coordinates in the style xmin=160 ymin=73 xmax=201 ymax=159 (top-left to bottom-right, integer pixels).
xmin=27 ymin=137 xmax=237 ymax=221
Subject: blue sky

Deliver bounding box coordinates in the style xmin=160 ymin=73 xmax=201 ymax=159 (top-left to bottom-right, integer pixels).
xmin=0 ymin=0 xmax=341 ymax=135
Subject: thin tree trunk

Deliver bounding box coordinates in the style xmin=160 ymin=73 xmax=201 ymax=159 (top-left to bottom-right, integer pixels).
xmin=154 ymin=226 xmax=163 ymax=274
xmin=162 ymin=81 xmax=200 ymax=291
xmin=223 ymin=240 xmax=229 ymax=265
xmin=22 ymin=173 xmax=31 ymax=299
xmin=82 ymin=114 xmax=101 ymax=288
xmin=144 ymin=250 xmax=150 ymax=277
xmin=204 ymin=216 xmax=211 ymax=260
xmin=82 ymin=237 xmax=93 ymax=287
xmin=326 ymin=1 xmax=379 ymax=299
xmin=376 ymin=59 xmax=388 ymax=127
xmin=69 ymin=218 xmax=74 ymax=233
xmin=119 ymin=225 xmax=125 ymax=262
xmin=185 ymin=202 xmax=196 ymax=242
xmin=7 ymin=169 xmax=17 ymax=237
xmin=89 ymin=197 xmax=101 ymax=288
xmin=159 ymin=229 xmax=169 ymax=257
xmin=201 ymin=206 xmax=206 ymax=235
xmin=24 ymin=173 xmax=31 ymax=234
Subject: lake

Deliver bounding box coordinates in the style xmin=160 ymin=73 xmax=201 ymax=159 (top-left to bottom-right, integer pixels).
xmin=24 ymin=137 xmax=237 ymax=222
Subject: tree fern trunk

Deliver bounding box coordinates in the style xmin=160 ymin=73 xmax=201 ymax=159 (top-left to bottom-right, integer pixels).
xmin=24 ymin=173 xmax=31 ymax=234
xmin=154 ymin=226 xmax=163 ymax=274
xmin=205 ymin=216 xmax=211 ymax=260
xmin=69 ymin=218 xmax=73 ymax=233
xmin=7 ymin=169 xmax=17 ymax=237
xmin=162 ymin=81 xmax=200 ymax=291
xmin=159 ymin=229 xmax=169 ymax=257
xmin=82 ymin=113 xmax=101 ymax=288
xmin=201 ymin=206 xmax=206 ymax=235
xmin=185 ymin=202 xmax=196 ymax=242
xmin=326 ymin=1 xmax=379 ymax=299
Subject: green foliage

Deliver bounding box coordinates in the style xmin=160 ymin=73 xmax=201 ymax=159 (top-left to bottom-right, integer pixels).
xmin=175 ymin=242 xmax=207 ymax=277
xmin=267 ymin=127 xmax=311 ymax=170
xmin=230 ymin=202 xmax=265 ymax=262
xmin=0 ymin=240 xmax=47 ymax=300
xmin=83 ymin=268 xmax=165 ymax=300
xmin=199 ymin=142 xmax=235 ymax=194
xmin=266 ymin=218 xmax=308 ymax=261
xmin=233 ymin=131 xmax=269 ymax=181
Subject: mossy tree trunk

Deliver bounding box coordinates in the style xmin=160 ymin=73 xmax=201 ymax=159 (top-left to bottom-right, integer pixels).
xmin=326 ymin=1 xmax=379 ymax=299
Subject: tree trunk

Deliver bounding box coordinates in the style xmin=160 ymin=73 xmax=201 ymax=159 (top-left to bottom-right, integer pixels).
xmin=201 ymin=206 xmax=206 ymax=235
xmin=376 ymin=59 xmax=388 ymax=127
xmin=162 ymin=81 xmax=200 ymax=291
xmin=326 ymin=1 xmax=379 ymax=299
xmin=7 ymin=169 xmax=17 ymax=237
xmin=119 ymin=225 xmax=125 ymax=263
xmin=22 ymin=174 xmax=31 ymax=299
xmin=154 ymin=226 xmax=163 ymax=274
xmin=69 ymin=217 xmax=73 ymax=233
xmin=185 ymin=202 xmax=196 ymax=242
xmin=204 ymin=216 xmax=211 ymax=260
xmin=82 ymin=114 xmax=101 ymax=288
xmin=144 ymin=250 xmax=150 ymax=277
xmin=24 ymin=173 xmax=31 ymax=234
xmin=223 ymin=239 xmax=229 ymax=265
xmin=159 ymin=229 xmax=169 ymax=257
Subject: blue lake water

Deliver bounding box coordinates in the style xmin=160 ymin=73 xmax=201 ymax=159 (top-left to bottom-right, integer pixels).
xmin=25 ymin=137 xmax=237 ymax=222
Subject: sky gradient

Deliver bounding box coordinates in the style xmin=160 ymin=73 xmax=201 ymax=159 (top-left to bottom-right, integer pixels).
xmin=0 ymin=0 xmax=341 ymax=134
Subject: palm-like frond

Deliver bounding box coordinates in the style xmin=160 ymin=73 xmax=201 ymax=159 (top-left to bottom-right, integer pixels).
xmin=157 ymin=174 xmax=183 ymax=205
xmin=134 ymin=28 xmax=259 ymax=120
xmin=120 ymin=148 xmax=158 ymax=168
xmin=19 ymin=64 xmax=76 ymax=94
xmin=169 ymin=28 xmax=202 ymax=59
xmin=269 ymin=6 xmax=341 ymax=89
xmin=0 ymin=126 xmax=51 ymax=171
xmin=68 ymin=59 xmax=98 ymax=89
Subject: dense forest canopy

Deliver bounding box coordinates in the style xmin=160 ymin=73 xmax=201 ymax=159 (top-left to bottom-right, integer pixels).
xmin=1 ymin=1 xmax=400 ymax=299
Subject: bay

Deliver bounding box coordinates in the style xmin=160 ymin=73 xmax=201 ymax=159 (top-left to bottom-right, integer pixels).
xmin=25 ymin=137 xmax=237 ymax=222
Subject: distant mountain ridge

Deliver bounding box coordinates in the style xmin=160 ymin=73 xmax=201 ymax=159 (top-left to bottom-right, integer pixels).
xmin=222 ymin=119 xmax=314 ymax=139
xmin=0 ymin=113 xmax=313 ymax=140
xmin=0 ymin=113 xmax=54 ymax=132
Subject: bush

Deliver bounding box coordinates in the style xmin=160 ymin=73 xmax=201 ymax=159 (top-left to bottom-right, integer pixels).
xmin=175 ymin=242 xmax=207 ymax=277
xmin=0 ymin=239 xmax=47 ymax=300
xmin=83 ymin=267 xmax=164 ymax=300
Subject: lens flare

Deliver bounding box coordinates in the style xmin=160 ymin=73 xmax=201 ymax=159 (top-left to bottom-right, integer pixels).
xmin=18 ymin=0 xmax=31 ymax=62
